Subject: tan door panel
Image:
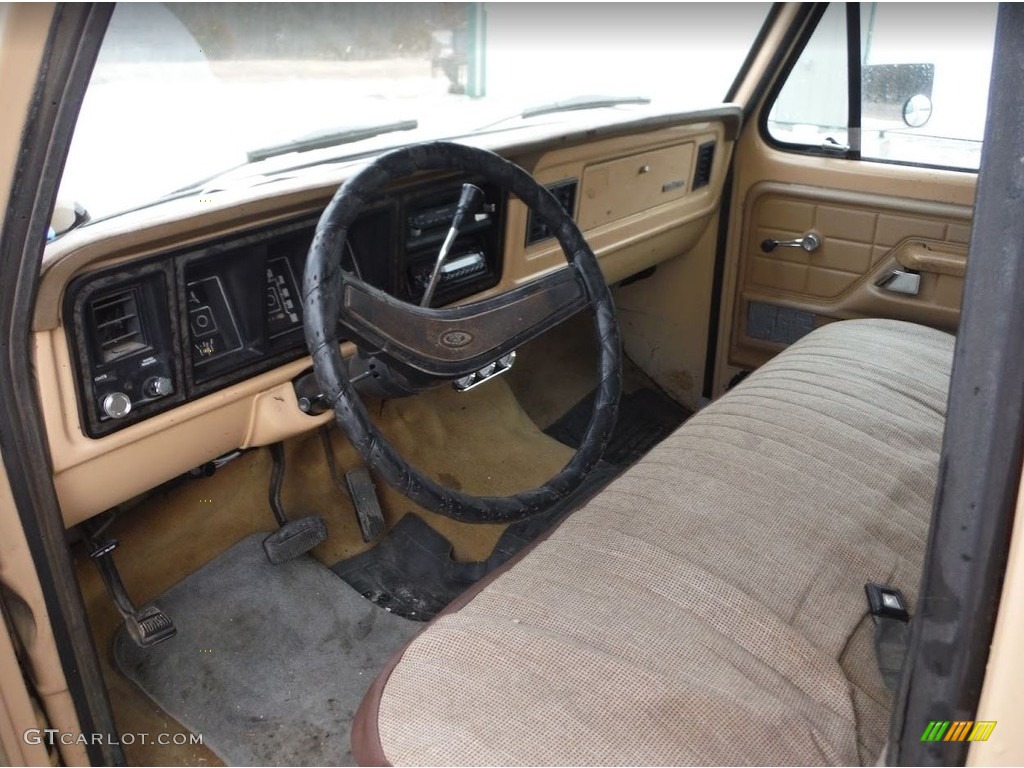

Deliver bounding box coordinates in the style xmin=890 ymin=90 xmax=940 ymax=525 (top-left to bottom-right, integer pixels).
xmin=729 ymin=182 xmax=972 ymax=371
xmin=751 ymin=195 xmax=874 ymax=297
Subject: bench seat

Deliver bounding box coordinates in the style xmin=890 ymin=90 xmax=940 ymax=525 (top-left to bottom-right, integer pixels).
xmin=352 ymin=319 xmax=954 ymax=766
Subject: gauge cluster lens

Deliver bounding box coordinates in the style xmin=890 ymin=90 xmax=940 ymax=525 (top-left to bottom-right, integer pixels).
xmin=186 ymin=275 xmax=243 ymax=367
xmin=181 ymin=223 xmax=313 ymax=387
xmin=266 ymin=256 xmax=302 ymax=339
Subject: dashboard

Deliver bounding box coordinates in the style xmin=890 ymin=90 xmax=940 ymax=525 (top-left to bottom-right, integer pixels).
xmin=64 ymin=176 xmax=506 ymax=437
xmin=35 ymin=110 xmax=739 ymax=525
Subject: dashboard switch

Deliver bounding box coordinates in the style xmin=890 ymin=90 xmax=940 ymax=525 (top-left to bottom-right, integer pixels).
xmin=293 ymin=370 xmax=330 ymax=415
xmin=101 ymin=392 xmax=132 ymax=419
xmin=144 ymin=376 xmax=173 ymax=398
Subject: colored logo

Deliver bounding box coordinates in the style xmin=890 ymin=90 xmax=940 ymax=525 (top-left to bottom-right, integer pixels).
xmin=921 ymin=720 xmax=996 ymax=742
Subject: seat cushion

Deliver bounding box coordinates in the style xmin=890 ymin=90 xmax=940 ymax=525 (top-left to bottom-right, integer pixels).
xmin=353 ymin=319 xmax=954 ymax=766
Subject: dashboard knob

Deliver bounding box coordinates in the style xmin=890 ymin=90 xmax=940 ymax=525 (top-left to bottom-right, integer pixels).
xmin=101 ymin=392 xmax=132 ymax=419
xmin=144 ymin=376 xmax=173 ymax=398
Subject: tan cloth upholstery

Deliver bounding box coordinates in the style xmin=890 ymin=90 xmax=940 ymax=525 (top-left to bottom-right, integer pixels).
xmin=357 ymin=319 xmax=954 ymax=766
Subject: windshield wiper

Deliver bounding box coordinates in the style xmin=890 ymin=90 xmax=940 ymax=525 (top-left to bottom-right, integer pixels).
xmin=521 ymin=94 xmax=651 ymax=119
xmin=245 ymin=119 xmax=418 ymax=163
xmin=473 ymin=95 xmax=652 ymax=133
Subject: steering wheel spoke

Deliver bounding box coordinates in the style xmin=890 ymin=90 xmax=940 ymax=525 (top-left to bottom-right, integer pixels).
xmin=339 ymin=267 xmax=588 ymax=378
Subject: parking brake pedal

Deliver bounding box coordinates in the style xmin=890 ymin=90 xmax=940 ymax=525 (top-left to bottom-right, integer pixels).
xmin=263 ymin=442 xmax=327 ymax=564
xmin=81 ymin=521 xmax=176 ymax=648
xmin=128 ymin=606 xmax=176 ymax=647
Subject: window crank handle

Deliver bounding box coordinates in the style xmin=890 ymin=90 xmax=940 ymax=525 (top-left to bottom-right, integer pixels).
xmin=761 ymin=232 xmax=821 ymax=253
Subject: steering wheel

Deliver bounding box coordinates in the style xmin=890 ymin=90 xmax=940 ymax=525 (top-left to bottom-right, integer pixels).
xmin=303 ymin=142 xmax=621 ymax=523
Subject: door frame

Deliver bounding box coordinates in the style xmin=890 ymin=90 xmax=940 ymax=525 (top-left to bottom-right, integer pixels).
xmin=0 ymin=4 xmax=119 ymax=765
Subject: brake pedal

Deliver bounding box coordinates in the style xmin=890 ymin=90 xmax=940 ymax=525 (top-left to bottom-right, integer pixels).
xmin=263 ymin=515 xmax=327 ymax=564
xmin=264 ymin=442 xmax=329 ymax=563
xmin=346 ymin=467 xmax=385 ymax=541
xmin=268 ymin=442 xmax=290 ymax=528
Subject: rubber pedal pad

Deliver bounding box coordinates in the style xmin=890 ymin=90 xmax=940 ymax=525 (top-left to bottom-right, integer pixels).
xmin=263 ymin=515 xmax=328 ymax=565
xmin=125 ymin=604 xmax=177 ymax=647
xmin=345 ymin=467 xmax=385 ymax=542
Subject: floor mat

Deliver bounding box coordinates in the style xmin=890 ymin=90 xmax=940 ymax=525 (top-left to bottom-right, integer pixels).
xmin=332 ymin=463 xmax=616 ymax=621
xmin=544 ymin=386 xmax=692 ymax=464
xmin=331 ymin=388 xmax=689 ymax=621
xmin=113 ymin=533 xmax=420 ymax=767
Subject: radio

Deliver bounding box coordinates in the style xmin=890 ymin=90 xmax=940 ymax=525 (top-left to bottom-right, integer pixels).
xmin=409 ymin=250 xmax=488 ymax=295
xmin=403 ymin=179 xmax=504 ymax=305
xmin=408 ymin=202 xmax=462 ymax=235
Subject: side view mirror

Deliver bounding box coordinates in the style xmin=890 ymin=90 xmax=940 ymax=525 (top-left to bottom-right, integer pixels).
xmin=902 ymin=93 xmax=933 ymax=128
xmin=48 ymin=198 xmax=90 ymax=240
xmin=863 ymin=62 xmax=935 ymax=129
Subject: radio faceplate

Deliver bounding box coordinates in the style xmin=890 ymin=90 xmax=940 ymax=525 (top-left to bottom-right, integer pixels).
xmin=408 ymin=250 xmax=488 ymax=296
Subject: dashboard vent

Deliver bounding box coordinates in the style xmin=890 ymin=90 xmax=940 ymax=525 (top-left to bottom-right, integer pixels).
xmin=90 ymin=288 xmax=147 ymax=363
xmin=527 ymin=179 xmax=578 ymax=246
xmin=693 ymin=142 xmax=716 ymax=189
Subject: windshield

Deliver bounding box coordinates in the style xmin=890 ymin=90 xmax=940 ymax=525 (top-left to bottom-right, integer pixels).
xmin=59 ymin=3 xmax=770 ymax=221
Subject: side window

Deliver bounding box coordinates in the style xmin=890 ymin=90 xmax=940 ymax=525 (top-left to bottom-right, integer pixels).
xmin=766 ymin=3 xmax=998 ymax=170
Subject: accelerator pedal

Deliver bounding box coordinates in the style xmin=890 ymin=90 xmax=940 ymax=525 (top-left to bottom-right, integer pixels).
xmin=346 ymin=467 xmax=385 ymax=542
xmin=319 ymin=428 xmax=385 ymax=543
xmin=263 ymin=515 xmax=327 ymax=565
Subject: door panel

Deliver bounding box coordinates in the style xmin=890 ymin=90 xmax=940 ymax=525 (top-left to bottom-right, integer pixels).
xmin=729 ymin=181 xmax=972 ymax=371
xmin=713 ymin=2 xmax=994 ymax=394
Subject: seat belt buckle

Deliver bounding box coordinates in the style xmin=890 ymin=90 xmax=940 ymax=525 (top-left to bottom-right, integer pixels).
xmin=865 ymin=583 xmax=910 ymax=622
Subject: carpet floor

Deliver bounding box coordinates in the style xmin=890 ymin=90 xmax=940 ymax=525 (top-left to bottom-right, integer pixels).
xmin=114 ymin=534 xmax=419 ymax=766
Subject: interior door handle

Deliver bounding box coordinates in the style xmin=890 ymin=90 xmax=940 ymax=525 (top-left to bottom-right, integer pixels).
xmin=761 ymin=232 xmax=821 ymax=253
xmin=876 ymin=269 xmax=921 ymax=296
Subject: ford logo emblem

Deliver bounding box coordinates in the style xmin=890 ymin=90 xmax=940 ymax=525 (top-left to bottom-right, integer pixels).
xmin=439 ymin=330 xmax=473 ymax=348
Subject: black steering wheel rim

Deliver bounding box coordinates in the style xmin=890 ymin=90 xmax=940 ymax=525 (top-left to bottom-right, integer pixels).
xmin=303 ymin=141 xmax=621 ymax=523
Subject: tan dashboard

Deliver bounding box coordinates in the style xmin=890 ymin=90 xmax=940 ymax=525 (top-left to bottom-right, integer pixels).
xmin=34 ymin=109 xmax=738 ymax=526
